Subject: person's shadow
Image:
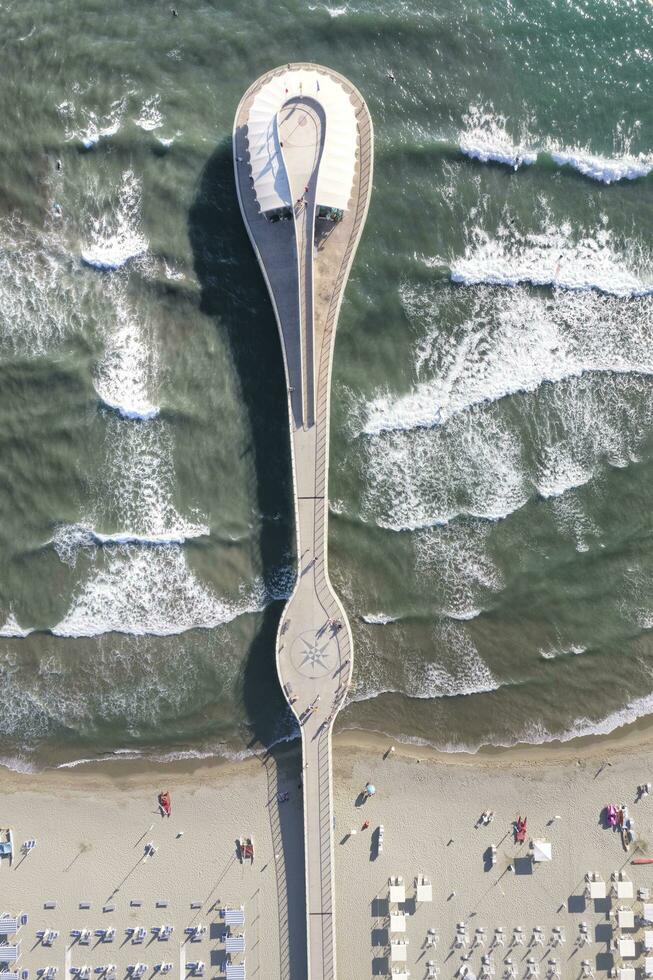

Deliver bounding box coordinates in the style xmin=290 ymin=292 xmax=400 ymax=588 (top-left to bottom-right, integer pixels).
xmin=188 ymin=138 xmax=305 ymax=980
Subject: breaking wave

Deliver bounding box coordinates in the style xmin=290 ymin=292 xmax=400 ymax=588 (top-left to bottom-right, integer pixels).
xmin=363 ymin=286 xmax=653 ymax=436
xmin=0 ymin=613 xmax=34 ymax=639
xmin=452 ymin=106 xmax=652 ymax=184
xmin=80 ymin=170 xmax=148 ymax=270
xmin=51 ymin=545 xmax=263 ymax=638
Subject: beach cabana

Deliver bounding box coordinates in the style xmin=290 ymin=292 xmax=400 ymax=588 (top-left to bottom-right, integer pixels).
xmin=646 ymin=957 xmax=653 ymax=978
xmin=618 ymin=969 xmax=635 ymax=980
xmin=531 ymin=839 xmax=552 ymax=862
xmin=416 ymin=875 xmax=432 ymax=902
xmin=617 ymin=880 xmax=634 ymax=899
xmin=645 ymin=930 xmax=653 ymax=951
xmin=618 ymin=909 xmax=635 ymax=930
xmin=0 ymin=945 xmax=20 ymax=963
xmin=225 ymin=963 xmax=245 ymax=980
xmin=0 ymin=918 xmax=19 ymax=936
xmin=588 ymin=880 xmax=606 ymax=899
xmin=389 ymin=912 xmax=406 ymax=933
xmin=618 ymin=937 xmax=636 ymax=959
xmin=223 ymin=908 xmax=245 ymax=928
xmin=389 ymin=877 xmax=405 ymax=903
xmin=644 ymin=903 xmax=653 ymax=923
xmin=225 ymin=936 xmax=245 ymax=954
xmin=390 ymin=939 xmax=408 ymax=962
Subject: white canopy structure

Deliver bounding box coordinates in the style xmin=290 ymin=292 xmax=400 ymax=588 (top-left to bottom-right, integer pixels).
xmin=246 ymin=68 xmax=357 ymax=214
xmin=390 ymin=939 xmax=408 ymax=962
xmin=389 ymin=876 xmax=406 ymax=903
xmin=416 ymin=875 xmax=432 ymax=902
xmin=389 ymin=912 xmax=406 ymax=933
xmin=532 ymin=839 xmax=552 ymax=862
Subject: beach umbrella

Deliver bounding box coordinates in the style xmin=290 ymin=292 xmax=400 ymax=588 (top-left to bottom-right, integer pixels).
xmin=365 ymin=783 xmax=376 ymax=796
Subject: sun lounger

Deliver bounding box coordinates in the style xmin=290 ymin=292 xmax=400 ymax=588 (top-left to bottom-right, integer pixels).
xmin=157 ymin=966 xmax=172 ymax=975
xmin=186 ymin=964 xmax=204 ymax=977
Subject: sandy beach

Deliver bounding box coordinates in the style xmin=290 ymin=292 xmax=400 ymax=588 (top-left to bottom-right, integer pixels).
xmin=3 ymin=728 xmax=653 ymax=979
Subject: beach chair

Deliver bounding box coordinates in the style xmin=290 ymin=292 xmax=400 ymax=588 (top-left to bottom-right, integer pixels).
xmin=546 ymin=961 xmax=560 ymax=980
xmin=532 ymin=927 xmax=543 ymax=946
xmin=473 ymin=927 xmax=486 ymax=949
xmin=491 ymin=928 xmax=504 ymax=949
xmin=158 ymin=966 xmax=172 ymax=975
xmin=580 ymin=961 xmax=594 ymax=978
xmin=104 ymin=928 xmax=115 ymax=943
xmin=525 ymin=958 xmax=539 ymax=978
xmin=511 ymin=927 xmax=523 ymax=947
xmin=426 ymin=964 xmax=437 ymax=979
xmin=503 ymin=959 xmax=516 ymax=980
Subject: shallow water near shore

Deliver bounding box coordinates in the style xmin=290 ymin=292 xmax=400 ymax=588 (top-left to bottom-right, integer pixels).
xmin=1 ymin=0 xmax=652 ymax=770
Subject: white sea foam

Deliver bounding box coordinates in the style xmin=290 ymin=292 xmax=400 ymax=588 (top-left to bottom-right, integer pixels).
xmin=415 ymin=522 xmax=501 ymax=621
xmin=52 ymin=423 xmax=209 ymax=569
xmin=94 ymin=286 xmax=160 ymax=420
xmin=81 ymin=171 xmax=148 ymax=270
xmin=446 ymin=220 xmax=653 ymax=298
xmin=548 ymin=147 xmax=653 ymax=184
xmin=352 ymin=620 xmax=498 ymax=705
xmin=51 ymin=545 xmax=262 ymax=638
xmin=538 ymin=643 xmax=587 ymax=661
xmin=0 ymin=613 xmax=33 ymax=638
xmin=0 ymin=217 xmax=87 ymax=354
xmin=58 ymin=96 xmax=126 ymax=149
xmin=361 ymin=613 xmax=399 ymax=625
xmin=133 ymin=95 xmax=163 ymax=132
xmin=457 ymin=105 xmax=537 ymax=170
xmin=453 ymin=106 xmax=652 ymax=184
xmin=364 ymin=283 xmax=653 ymax=438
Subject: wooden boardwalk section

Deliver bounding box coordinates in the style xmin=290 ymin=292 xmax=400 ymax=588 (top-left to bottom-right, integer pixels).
xmin=233 ymin=65 xmax=373 ymax=980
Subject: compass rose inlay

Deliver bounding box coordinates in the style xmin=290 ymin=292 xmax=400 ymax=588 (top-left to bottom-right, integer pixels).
xmin=290 ymin=629 xmax=336 ymax=677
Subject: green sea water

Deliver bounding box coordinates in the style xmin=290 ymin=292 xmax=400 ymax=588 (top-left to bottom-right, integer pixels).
xmin=0 ymin=0 xmax=652 ymax=769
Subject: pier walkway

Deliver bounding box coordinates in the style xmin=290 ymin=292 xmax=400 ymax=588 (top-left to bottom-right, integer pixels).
xmin=234 ymin=64 xmax=373 ymax=980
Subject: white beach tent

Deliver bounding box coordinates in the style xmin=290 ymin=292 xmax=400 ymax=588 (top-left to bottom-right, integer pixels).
xmin=388 ymin=877 xmax=405 ymax=903
xmin=532 ymin=839 xmax=552 ymax=862
xmin=416 ymin=875 xmax=433 ymax=902
xmin=390 ymin=939 xmax=408 ymax=962
xmin=389 ymin=912 xmax=406 ymax=933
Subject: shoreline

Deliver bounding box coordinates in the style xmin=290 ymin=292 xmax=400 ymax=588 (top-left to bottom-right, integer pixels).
xmin=4 ymin=704 xmax=653 ymax=784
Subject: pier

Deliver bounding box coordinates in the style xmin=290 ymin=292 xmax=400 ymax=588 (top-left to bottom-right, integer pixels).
xmin=233 ymin=64 xmax=373 ymax=979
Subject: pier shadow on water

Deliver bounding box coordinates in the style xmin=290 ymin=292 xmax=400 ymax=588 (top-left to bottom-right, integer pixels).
xmin=188 ymin=139 xmax=307 ymax=979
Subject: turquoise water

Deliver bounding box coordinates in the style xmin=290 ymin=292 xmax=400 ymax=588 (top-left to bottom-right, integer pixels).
xmin=0 ymin=0 xmax=652 ymax=769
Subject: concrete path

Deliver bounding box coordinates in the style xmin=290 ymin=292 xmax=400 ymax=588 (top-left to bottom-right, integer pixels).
xmin=233 ymin=64 xmax=373 ymax=980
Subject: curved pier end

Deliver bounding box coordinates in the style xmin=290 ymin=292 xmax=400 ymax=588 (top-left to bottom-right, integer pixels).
xmin=233 ymin=65 xmax=373 ymax=979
